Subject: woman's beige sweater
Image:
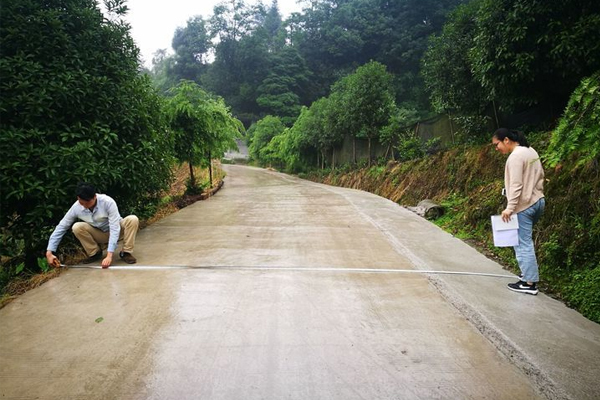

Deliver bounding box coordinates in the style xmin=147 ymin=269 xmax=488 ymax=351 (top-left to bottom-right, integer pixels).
xmin=504 ymin=146 xmax=545 ymax=213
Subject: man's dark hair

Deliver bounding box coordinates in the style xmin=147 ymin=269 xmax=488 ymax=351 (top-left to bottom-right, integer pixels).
xmin=76 ymin=182 xmax=96 ymax=201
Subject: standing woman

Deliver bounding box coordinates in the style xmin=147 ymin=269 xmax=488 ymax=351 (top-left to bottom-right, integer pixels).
xmin=492 ymin=128 xmax=545 ymax=295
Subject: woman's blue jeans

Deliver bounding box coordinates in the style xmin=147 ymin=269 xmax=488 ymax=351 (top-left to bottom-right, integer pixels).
xmin=515 ymin=198 xmax=545 ymax=283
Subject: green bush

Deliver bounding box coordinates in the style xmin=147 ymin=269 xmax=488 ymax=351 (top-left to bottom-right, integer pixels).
xmin=397 ymin=137 xmax=424 ymax=161
xmin=566 ymin=265 xmax=600 ymax=322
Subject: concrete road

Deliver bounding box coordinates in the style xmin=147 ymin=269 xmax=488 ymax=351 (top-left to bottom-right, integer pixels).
xmin=1 ymin=165 xmax=598 ymax=400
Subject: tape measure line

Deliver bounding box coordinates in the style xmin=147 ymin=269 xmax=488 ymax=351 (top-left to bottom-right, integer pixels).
xmin=67 ymin=264 xmax=516 ymax=278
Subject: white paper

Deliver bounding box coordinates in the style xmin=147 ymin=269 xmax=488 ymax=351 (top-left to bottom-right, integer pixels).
xmin=491 ymin=215 xmax=519 ymax=247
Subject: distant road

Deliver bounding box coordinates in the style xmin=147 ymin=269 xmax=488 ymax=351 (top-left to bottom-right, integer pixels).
xmin=223 ymin=138 xmax=249 ymax=161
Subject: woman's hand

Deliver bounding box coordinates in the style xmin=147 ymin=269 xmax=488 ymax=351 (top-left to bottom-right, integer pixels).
xmin=501 ymin=209 xmax=513 ymax=223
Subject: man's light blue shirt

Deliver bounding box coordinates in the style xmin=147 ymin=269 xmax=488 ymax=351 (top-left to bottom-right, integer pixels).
xmin=47 ymin=194 xmax=123 ymax=253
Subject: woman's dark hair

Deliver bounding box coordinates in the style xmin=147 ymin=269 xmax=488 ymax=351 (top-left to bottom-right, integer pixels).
xmin=76 ymin=182 xmax=96 ymax=200
xmin=493 ymin=128 xmax=530 ymax=147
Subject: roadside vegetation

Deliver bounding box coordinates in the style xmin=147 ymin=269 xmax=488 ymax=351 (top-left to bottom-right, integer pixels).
xmin=0 ymin=1 xmax=240 ymax=298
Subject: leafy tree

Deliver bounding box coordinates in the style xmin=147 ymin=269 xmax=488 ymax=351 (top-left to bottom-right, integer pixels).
xmin=470 ymin=0 xmax=600 ymax=110
xmin=204 ymin=1 xmax=272 ymax=125
xmin=170 ymin=16 xmax=211 ymax=82
xmin=261 ymin=130 xmax=288 ymax=168
xmin=262 ymin=0 xmax=286 ymax=52
xmin=166 ymin=81 xmax=242 ymax=188
xmin=546 ymin=71 xmax=600 ymax=167
xmin=248 ymin=115 xmax=286 ymax=163
xmin=256 ymin=47 xmax=311 ymax=125
xmin=422 ymin=1 xmax=487 ymax=117
xmin=335 ymin=61 xmax=396 ymax=164
xmin=281 ymin=106 xmax=320 ymax=170
xmin=380 ymin=106 xmax=420 ymax=159
xmin=303 ymin=98 xmax=333 ymax=168
xmin=289 ymin=0 xmax=464 ymax=110
xmin=210 ymin=0 xmax=255 ymax=42
xmin=0 ymin=0 xmax=173 ymax=269
xmin=150 ymin=49 xmax=179 ymax=93
xmin=372 ymin=0 xmax=465 ymax=109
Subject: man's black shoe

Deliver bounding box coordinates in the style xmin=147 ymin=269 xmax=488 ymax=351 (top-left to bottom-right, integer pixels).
xmin=120 ymin=251 xmax=137 ymax=264
xmin=507 ymin=280 xmax=538 ymax=295
xmin=82 ymin=251 xmax=103 ymax=264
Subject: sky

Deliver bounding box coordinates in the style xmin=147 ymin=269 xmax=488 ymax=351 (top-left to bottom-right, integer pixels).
xmin=123 ymin=0 xmax=304 ymax=69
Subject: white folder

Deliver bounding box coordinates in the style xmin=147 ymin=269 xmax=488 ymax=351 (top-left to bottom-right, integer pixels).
xmin=491 ymin=215 xmax=519 ymax=247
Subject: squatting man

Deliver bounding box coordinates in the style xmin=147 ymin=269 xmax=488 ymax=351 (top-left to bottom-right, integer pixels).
xmin=46 ymin=182 xmax=139 ymax=268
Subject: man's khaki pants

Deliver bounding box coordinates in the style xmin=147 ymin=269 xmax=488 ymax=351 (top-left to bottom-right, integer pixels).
xmin=72 ymin=215 xmax=139 ymax=256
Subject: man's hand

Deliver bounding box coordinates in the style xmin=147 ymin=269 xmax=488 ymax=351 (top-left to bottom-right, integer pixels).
xmin=501 ymin=209 xmax=513 ymax=223
xmin=46 ymin=251 xmax=60 ymax=268
xmin=102 ymin=252 xmax=113 ymax=269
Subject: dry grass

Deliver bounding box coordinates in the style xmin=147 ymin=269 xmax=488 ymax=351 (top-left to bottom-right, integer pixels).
xmin=0 ymin=268 xmax=64 ymax=308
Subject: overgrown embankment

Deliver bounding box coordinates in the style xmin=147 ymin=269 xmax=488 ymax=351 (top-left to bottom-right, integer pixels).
xmin=304 ymin=138 xmax=600 ymax=323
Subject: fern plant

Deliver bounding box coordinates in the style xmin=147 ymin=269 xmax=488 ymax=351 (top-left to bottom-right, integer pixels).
xmin=546 ymin=71 xmax=600 ymax=167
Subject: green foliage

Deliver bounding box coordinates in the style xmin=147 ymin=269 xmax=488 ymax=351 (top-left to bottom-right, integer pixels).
xmin=256 ymin=47 xmax=311 ymax=126
xmin=289 ymin=0 xmax=463 ymax=110
xmin=424 ymin=0 xmax=600 ymax=138
xmin=396 ymin=134 xmax=424 ymax=161
xmin=332 ymin=61 xmax=396 ymax=163
xmin=170 ymin=16 xmax=211 ymax=81
xmin=546 ymin=71 xmax=600 ymax=167
xmin=306 ymin=97 xmax=342 ymax=162
xmin=199 ymin=0 xmax=280 ymax=125
xmin=422 ymin=1 xmax=489 ymax=116
xmin=260 ymin=131 xmax=288 ymax=168
xmin=0 ymin=0 xmax=173 ymax=268
xmin=424 ymin=137 xmax=443 ymax=155
xmin=381 ymin=106 xmax=420 ymax=152
xmin=37 ymin=257 xmax=51 ymax=274
xmin=149 ymin=49 xmax=179 ymax=93
xmin=165 ymin=81 xmax=243 ymax=187
xmin=470 ymin=0 xmax=600 ymax=110
xmin=565 ymin=265 xmax=600 ymax=322
xmin=247 ymin=115 xmax=286 ymax=163
xmin=15 ymin=263 xmax=26 ymax=275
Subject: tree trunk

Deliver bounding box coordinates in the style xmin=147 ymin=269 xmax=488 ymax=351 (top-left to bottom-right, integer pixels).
xmin=189 ymin=162 xmax=195 ymax=188
xmin=332 ymin=147 xmax=336 ymax=170
xmin=367 ymin=137 xmax=372 ymax=166
xmin=353 ymin=137 xmax=357 ymax=164
xmin=208 ymin=151 xmax=213 ymax=188
xmin=448 ymin=112 xmax=455 ymax=145
xmin=492 ymin=100 xmax=500 ymax=129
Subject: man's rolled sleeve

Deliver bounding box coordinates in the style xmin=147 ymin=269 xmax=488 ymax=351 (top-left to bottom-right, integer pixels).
xmin=47 ymin=206 xmax=78 ymax=252
xmin=106 ymin=200 xmax=121 ymax=253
